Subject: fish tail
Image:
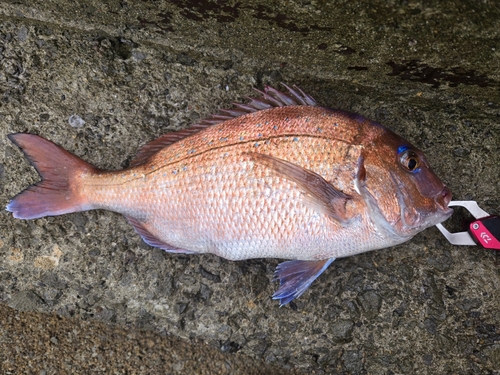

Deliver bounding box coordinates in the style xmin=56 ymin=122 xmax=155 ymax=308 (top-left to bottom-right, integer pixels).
xmin=6 ymin=133 xmax=97 ymax=220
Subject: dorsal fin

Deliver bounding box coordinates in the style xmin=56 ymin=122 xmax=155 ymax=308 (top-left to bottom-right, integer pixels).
xmin=130 ymin=84 xmax=317 ymax=167
xmin=130 ymin=124 xmax=209 ymax=167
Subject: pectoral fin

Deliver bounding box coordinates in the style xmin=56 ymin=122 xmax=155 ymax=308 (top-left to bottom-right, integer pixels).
xmin=273 ymin=258 xmax=336 ymax=306
xmin=248 ymin=153 xmax=352 ymax=225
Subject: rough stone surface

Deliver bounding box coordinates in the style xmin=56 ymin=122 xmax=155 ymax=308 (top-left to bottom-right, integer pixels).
xmin=0 ymin=1 xmax=499 ymax=374
xmin=0 ymin=304 xmax=293 ymax=374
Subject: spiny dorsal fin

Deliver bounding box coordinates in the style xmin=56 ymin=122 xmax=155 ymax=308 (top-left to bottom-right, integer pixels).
xmin=130 ymin=84 xmax=317 ymax=167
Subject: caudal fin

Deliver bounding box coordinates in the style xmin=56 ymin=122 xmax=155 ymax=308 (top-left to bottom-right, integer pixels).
xmin=6 ymin=133 xmax=97 ymax=220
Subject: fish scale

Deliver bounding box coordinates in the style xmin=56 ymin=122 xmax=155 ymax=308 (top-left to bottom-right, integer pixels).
xmin=84 ymin=134 xmax=382 ymax=260
xmin=6 ymin=85 xmax=452 ymax=305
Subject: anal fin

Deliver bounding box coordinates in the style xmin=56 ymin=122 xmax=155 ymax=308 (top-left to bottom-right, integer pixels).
xmin=273 ymin=258 xmax=335 ymax=306
xmin=126 ymin=216 xmax=197 ymax=254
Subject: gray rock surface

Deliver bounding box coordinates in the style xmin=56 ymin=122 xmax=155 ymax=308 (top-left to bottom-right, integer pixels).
xmin=0 ymin=304 xmax=298 ymax=375
xmin=1 ymin=1 xmax=499 ymax=374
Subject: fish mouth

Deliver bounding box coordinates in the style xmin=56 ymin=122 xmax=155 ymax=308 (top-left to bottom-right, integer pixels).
xmin=434 ymin=186 xmax=454 ymax=218
xmin=363 ymin=168 xmax=454 ymax=237
xmin=389 ymin=171 xmax=453 ymax=232
xmin=400 ymin=186 xmax=453 ymax=233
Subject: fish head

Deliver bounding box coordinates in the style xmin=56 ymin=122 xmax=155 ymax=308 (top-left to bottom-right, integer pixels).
xmin=360 ymin=123 xmax=453 ymax=238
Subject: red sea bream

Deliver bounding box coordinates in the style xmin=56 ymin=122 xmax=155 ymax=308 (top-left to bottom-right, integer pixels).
xmin=7 ymin=86 xmax=453 ymax=305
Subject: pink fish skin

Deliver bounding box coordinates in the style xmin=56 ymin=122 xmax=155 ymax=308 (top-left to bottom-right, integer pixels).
xmin=7 ymin=86 xmax=452 ymax=305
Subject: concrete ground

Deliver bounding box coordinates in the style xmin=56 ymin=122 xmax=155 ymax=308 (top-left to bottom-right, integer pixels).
xmin=0 ymin=1 xmax=499 ymax=374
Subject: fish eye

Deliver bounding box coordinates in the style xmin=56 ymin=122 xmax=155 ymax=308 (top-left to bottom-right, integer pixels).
xmin=399 ymin=149 xmax=420 ymax=172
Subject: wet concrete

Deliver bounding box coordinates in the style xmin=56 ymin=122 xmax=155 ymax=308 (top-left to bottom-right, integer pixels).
xmin=1 ymin=1 xmax=500 ymax=374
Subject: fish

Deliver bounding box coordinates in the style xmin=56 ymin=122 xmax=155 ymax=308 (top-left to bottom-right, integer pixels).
xmin=6 ymin=85 xmax=453 ymax=306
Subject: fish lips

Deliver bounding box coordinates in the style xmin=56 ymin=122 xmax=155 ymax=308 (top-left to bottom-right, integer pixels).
xmin=433 ymin=186 xmax=454 ymax=222
xmin=411 ymin=186 xmax=453 ymax=231
xmin=436 ymin=186 xmax=452 ymax=209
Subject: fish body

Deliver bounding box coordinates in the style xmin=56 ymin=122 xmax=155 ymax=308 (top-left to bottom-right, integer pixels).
xmin=7 ymin=86 xmax=452 ymax=305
